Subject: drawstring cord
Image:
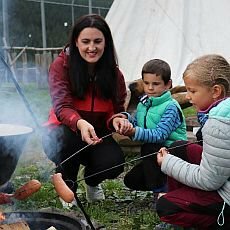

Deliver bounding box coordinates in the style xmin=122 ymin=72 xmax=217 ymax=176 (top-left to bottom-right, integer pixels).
xmin=217 ymin=201 xmax=226 ymax=226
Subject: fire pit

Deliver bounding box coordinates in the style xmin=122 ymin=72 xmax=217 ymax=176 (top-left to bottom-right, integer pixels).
xmin=1 ymin=210 xmax=87 ymax=230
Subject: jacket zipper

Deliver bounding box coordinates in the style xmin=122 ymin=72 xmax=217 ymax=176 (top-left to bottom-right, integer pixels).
xmin=144 ymin=107 xmax=150 ymax=129
xmin=144 ymin=101 xmax=152 ymax=128
xmin=91 ymin=81 xmax=95 ymax=112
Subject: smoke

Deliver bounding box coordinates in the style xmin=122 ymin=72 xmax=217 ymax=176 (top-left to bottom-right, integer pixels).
xmin=0 ymin=78 xmax=47 ymax=128
xmin=0 ymin=55 xmax=55 ymax=188
xmin=0 ymin=88 xmax=32 ymax=125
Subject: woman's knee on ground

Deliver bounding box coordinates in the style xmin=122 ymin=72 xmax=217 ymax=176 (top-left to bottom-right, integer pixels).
xmin=84 ymin=162 xmax=124 ymax=186
xmin=123 ymin=163 xmax=146 ymax=190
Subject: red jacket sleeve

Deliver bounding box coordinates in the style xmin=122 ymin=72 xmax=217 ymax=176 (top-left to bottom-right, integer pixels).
xmin=48 ymin=51 xmax=81 ymax=132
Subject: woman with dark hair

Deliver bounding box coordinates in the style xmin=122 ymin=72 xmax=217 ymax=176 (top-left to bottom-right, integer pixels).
xmin=42 ymin=14 xmax=131 ymax=203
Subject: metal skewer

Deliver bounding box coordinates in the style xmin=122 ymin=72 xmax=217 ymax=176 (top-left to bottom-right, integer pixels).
xmin=77 ymin=139 xmax=203 ymax=183
xmin=51 ymin=133 xmax=113 ymax=173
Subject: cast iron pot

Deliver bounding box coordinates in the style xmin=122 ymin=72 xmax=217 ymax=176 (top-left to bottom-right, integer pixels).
xmin=0 ymin=124 xmax=33 ymax=186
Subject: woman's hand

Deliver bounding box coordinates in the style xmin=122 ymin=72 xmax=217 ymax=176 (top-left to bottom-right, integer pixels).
xmin=157 ymin=147 xmax=169 ymax=166
xmin=77 ymin=119 xmax=102 ymax=145
xmin=112 ymin=117 xmax=134 ymax=135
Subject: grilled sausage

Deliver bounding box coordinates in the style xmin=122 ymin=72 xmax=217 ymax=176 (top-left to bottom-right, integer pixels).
xmin=52 ymin=173 xmax=75 ymax=203
xmin=13 ymin=179 xmax=41 ymax=200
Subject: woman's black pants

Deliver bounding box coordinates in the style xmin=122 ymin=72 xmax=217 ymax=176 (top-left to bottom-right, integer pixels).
xmin=42 ymin=125 xmax=125 ymax=192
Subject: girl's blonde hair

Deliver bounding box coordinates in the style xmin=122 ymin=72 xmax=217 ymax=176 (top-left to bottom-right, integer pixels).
xmin=183 ymin=54 xmax=230 ymax=96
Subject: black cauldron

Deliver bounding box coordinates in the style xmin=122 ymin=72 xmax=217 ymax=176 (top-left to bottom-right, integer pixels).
xmin=0 ymin=124 xmax=33 ymax=186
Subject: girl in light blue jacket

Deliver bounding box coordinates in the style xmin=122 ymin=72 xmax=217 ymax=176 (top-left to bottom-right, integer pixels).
xmin=156 ymin=54 xmax=230 ymax=229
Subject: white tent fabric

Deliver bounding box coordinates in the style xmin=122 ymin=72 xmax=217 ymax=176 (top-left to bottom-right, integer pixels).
xmin=106 ymin=0 xmax=230 ymax=86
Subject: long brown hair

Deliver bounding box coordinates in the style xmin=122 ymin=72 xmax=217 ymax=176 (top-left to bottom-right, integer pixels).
xmin=68 ymin=14 xmax=119 ymax=100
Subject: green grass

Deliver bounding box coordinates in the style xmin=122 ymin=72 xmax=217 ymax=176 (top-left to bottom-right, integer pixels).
xmin=8 ymin=161 xmax=161 ymax=229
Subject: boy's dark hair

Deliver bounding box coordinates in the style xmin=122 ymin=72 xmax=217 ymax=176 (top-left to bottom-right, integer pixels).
xmin=141 ymin=59 xmax=171 ymax=84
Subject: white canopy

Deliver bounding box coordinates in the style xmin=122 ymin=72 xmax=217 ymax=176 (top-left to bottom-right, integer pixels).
xmin=106 ymin=0 xmax=230 ymax=85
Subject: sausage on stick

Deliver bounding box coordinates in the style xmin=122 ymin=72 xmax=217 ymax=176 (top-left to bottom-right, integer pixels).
xmin=13 ymin=179 xmax=42 ymax=200
xmin=52 ymin=173 xmax=75 ymax=203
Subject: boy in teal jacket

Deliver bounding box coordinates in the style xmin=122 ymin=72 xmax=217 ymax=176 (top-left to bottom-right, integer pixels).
xmin=114 ymin=59 xmax=187 ymax=191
